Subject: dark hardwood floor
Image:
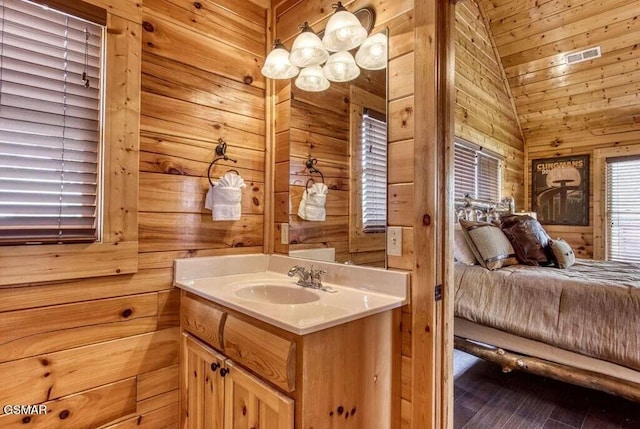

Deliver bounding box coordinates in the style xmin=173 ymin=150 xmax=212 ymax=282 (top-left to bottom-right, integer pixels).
xmin=454 ymin=350 xmax=640 ymax=429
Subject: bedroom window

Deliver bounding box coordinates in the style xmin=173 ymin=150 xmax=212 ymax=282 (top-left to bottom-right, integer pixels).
xmin=606 ymin=156 xmax=640 ymax=263
xmin=0 ymin=0 xmax=105 ymax=245
xmin=454 ymin=140 xmax=502 ymax=201
xmin=361 ymin=108 xmax=387 ymax=232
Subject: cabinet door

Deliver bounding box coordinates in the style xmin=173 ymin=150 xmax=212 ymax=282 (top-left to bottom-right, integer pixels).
xmin=223 ymin=360 xmax=294 ymax=429
xmin=182 ymin=333 xmax=226 ymax=429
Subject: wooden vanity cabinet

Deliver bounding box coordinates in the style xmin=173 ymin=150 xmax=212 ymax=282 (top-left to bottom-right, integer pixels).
xmin=180 ymin=291 xmax=399 ymax=429
xmin=182 ymin=333 xmax=294 ymax=429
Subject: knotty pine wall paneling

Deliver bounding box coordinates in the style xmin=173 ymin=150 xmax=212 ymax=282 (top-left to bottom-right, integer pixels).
xmin=454 ymin=0 xmax=525 ymax=208
xmin=477 ymin=0 xmax=640 ymax=257
xmin=0 ymin=1 xmax=267 ymax=427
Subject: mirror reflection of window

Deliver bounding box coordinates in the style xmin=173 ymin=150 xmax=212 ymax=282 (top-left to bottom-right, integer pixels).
xmin=361 ymin=108 xmax=387 ymax=233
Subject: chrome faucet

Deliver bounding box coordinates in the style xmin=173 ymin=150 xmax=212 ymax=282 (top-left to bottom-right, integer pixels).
xmin=287 ymin=265 xmax=326 ymax=289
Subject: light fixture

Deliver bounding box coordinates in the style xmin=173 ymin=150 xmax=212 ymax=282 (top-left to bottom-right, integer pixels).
xmin=295 ymin=66 xmax=330 ymax=92
xmin=322 ymin=2 xmax=368 ymax=52
xmin=289 ymin=22 xmax=329 ymax=68
xmin=261 ymin=39 xmax=299 ymax=79
xmin=355 ymin=33 xmax=387 ymax=70
xmin=323 ymin=51 xmax=360 ymax=82
xmin=261 ymin=5 xmax=385 ymax=91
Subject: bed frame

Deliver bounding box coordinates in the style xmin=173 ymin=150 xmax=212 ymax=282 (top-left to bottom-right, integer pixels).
xmin=454 ymin=196 xmax=640 ymax=402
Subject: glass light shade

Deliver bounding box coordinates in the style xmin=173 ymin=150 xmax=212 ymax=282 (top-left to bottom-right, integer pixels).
xmin=355 ymin=33 xmax=388 ymax=70
xmin=322 ymin=6 xmax=368 ymax=52
xmin=323 ymin=51 xmax=360 ymax=82
xmin=289 ymin=26 xmax=329 ymax=67
xmin=295 ymin=66 xmax=330 ymax=92
xmin=261 ymin=42 xmax=299 ymax=79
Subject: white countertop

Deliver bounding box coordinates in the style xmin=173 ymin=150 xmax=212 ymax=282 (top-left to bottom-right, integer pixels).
xmin=174 ymin=254 xmax=409 ymax=335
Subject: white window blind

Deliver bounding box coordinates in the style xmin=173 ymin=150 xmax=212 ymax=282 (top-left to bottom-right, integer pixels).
xmin=454 ymin=141 xmax=501 ymax=201
xmin=361 ymin=109 xmax=387 ymax=233
xmin=606 ymin=156 xmax=640 ymax=263
xmin=0 ymin=0 xmax=104 ymax=245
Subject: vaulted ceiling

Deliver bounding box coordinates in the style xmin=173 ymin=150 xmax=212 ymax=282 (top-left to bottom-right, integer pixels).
xmin=476 ymin=0 xmax=640 ymax=156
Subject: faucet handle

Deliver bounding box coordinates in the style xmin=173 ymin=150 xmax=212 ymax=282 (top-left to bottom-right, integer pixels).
xmin=310 ymin=265 xmax=325 ymax=276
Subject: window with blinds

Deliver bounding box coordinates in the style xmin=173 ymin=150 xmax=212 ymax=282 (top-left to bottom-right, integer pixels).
xmin=606 ymin=156 xmax=640 ymax=263
xmin=361 ymin=109 xmax=387 ymax=233
xmin=0 ymin=0 xmax=104 ymax=245
xmin=454 ymin=141 xmax=501 ymax=201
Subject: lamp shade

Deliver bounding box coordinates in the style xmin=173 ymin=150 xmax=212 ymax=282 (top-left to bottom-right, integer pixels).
xmin=295 ymin=66 xmax=330 ymax=92
xmin=289 ymin=23 xmax=329 ymax=67
xmin=261 ymin=40 xmax=299 ymax=79
xmin=323 ymin=51 xmax=360 ymax=82
xmin=322 ymin=3 xmax=368 ymax=52
xmin=355 ymin=33 xmax=387 ymax=70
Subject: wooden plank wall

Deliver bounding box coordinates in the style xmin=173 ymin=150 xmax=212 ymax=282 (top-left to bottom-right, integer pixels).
xmin=454 ymin=0 xmax=525 ymax=208
xmin=0 ymin=1 xmax=267 ymax=427
xmin=478 ymin=0 xmax=640 ymax=258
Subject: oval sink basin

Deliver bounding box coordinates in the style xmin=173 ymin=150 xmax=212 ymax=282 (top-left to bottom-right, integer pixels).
xmin=234 ymin=285 xmax=320 ymax=305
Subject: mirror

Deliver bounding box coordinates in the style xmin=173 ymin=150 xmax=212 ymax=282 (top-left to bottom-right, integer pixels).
xmin=281 ymin=32 xmax=388 ymax=267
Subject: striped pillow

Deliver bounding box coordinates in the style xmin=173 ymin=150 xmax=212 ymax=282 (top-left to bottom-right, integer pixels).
xmin=460 ymin=219 xmax=518 ymax=270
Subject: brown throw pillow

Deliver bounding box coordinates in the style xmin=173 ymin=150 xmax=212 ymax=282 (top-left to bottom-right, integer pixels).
xmin=454 ymin=224 xmax=477 ymax=265
xmin=459 ymin=219 xmax=518 ymax=270
xmin=550 ymin=238 xmax=575 ymax=269
xmin=498 ymin=215 xmax=553 ymax=266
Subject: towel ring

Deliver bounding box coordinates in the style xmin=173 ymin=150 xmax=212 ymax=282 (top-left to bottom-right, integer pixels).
xmin=226 ymin=169 xmax=240 ymax=175
xmin=207 ymin=157 xmax=238 ymax=186
xmin=305 ymin=178 xmax=316 ymax=190
xmin=207 ymin=138 xmax=238 ymax=186
xmin=305 ymin=156 xmax=325 ymax=184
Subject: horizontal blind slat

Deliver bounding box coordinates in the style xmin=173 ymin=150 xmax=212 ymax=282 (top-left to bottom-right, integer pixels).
xmin=361 ymin=112 xmax=387 ymax=232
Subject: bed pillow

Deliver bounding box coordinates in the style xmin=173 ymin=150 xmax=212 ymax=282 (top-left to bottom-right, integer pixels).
xmin=459 ymin=219 xmax=518 ymax=270
xmin=498 ymin=215 xmax=553 ymax=266
xmin=550 ymin=238 xmax=575 ymax=269
xmin=454 ymin=224 xmax=477 ymax=265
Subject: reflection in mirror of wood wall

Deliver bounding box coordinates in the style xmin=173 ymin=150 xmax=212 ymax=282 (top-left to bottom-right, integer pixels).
xmin=273 ymin=2 xmax=387 ymax=266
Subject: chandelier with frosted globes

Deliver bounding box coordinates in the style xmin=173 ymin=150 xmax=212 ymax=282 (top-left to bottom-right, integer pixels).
xmin=260 ymin=2 xmax=388 ymax=92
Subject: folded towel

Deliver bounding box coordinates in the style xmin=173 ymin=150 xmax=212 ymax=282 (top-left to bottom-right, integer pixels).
xmin=205 ymin=171 xmax=246 ymax=221
xmin=297 ymin=191 xmax=307 ymax=220
xmin=298 ymin=183 xmax=328 ymax=221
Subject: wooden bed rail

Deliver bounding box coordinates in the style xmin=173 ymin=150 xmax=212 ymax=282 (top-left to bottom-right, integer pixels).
xmin=454 ymin=336 xmax=640 ymax=403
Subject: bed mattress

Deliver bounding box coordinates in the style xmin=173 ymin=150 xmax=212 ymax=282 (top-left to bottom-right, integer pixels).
xmin=454 ymin=259 xmax=640 ymax=371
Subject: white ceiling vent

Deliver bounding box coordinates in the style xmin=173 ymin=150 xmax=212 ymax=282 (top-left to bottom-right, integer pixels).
xmin=565 ymin=46 xmax=601 ymax=65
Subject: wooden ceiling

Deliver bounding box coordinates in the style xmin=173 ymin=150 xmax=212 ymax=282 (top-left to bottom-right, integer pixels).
xmin=476 ymin=0 xmax=640 ymax=156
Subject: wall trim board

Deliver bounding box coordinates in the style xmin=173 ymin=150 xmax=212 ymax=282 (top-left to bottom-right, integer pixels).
xmin=592 ymin=143 xmax=640 ymax=260
xmin=412 ymin=1 xmax=455 ymax=428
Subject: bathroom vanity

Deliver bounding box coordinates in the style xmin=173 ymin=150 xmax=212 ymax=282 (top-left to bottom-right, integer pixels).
xmin=174 ymin=254 xmax=409 ymax=429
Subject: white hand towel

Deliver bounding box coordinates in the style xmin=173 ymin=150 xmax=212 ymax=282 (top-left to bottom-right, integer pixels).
xmin=205 ymin=171 xmax=246 ymax=221
xmin=297 ymin=188 xmax=308 ymax=220
xmin=298 ymin=183 xmax=328 ymax=221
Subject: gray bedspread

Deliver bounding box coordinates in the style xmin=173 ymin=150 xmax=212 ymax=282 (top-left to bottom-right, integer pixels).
xmin=455 ymin=259 xmax=640 ymax=371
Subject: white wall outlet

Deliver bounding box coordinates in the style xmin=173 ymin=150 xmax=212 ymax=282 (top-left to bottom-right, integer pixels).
xmin=281 ymin=223 xmax=289 ymax=244
xmin=387 ymin=227 xmax=402 ymax=257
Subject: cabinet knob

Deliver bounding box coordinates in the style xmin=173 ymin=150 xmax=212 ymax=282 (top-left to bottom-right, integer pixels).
xmin=210 ymin=362 xmax=220 ymax=372
xmin=219 ymin=368 xmax=229 ymax=377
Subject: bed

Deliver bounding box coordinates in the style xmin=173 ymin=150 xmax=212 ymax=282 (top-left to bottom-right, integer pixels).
xmin=453 ymin=196 xmax=640 ymax=402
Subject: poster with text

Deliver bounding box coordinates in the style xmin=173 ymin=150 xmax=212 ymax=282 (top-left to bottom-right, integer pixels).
xmin=531 ymin=155 xmax=589 ymax=226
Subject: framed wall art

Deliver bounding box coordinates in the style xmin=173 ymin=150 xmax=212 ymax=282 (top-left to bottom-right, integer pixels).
xmin=531 ymin=155 xmax=589 ymax=226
